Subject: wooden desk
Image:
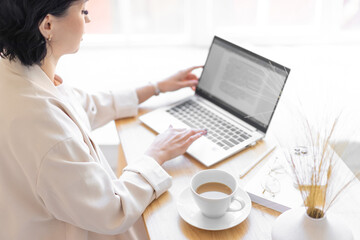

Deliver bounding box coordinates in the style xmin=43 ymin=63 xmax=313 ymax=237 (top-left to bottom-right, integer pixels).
xmin=115 ymin=89 xmax=360 ymax=240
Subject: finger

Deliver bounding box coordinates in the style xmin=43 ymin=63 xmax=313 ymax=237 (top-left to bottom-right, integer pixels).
xmin=171 ymin=127 xmax=188 ymax=133
xmin=185 ymin=65 xmax=203 ymax=73
xmin=182 ymin=129 xmax=206 ymax=139
xmin=184 ymin=132 xmax=204 ymax=148
xmin=185 ymin=74 xmax=198 ymax=80
xmin=179 ymin=80 xmax=198 ymax=88
xmin=164 ymin=125 xmax=175 ymax=133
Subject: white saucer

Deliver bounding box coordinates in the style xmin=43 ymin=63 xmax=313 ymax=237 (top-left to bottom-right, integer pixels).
xmin=176 ymin=187 xmax=252 ymax=231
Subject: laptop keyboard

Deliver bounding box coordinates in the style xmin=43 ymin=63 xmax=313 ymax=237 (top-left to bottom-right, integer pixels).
xmin=166 ymin=100 xmax=252 ymax=150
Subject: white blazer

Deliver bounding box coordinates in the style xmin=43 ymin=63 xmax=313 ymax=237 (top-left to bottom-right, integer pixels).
xmin=0 ymin=59 xmax=172 ymax=240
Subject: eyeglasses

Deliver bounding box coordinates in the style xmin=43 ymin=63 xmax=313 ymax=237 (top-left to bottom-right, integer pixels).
xmin=261 ymin=156 xmax=287 ymax=197
xmin=261 ymin=146 xmax=310 ymax=197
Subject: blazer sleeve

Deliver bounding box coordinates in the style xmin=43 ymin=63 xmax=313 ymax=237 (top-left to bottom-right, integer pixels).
xmin=72 ymin=88 xmax=139 ymax=130
xmin=36 ymin=137 xmax=171 ymax=235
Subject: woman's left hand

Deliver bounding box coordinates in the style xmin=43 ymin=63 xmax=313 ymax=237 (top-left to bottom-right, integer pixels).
xmin=157 ymin=66 xmax=203 ymax=93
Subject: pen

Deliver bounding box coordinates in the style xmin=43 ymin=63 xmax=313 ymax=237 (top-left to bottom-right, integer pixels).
xmin=239 ymin=145 xmax=276 ymax=178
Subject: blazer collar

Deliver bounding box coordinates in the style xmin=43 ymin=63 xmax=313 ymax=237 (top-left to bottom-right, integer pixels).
xmin=2 ymin=58 xmax=64 ymax=99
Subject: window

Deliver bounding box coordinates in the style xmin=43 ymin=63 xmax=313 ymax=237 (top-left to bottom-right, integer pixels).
xmin=84 ymin=0 xmax=360 ymax=46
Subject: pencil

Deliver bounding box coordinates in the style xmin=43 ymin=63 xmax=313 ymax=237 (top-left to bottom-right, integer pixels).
xmin=239 ymin=145 xmax=276 ymax=178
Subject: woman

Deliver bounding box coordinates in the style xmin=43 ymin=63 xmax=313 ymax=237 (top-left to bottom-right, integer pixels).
xmin=0 ymin=0 xmax=205 ymax=239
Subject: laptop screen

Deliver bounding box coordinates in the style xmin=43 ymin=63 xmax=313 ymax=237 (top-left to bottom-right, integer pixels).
xmin=196 ymin=36 xmax=290 ymax=133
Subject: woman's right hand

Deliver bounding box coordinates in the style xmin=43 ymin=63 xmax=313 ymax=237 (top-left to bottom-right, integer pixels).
xmin=144 ymin=126 xmax=207 ymax=165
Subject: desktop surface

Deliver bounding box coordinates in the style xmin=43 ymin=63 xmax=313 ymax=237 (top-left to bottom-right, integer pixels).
xmin=115 ymin=90 xmax=360 ymax=240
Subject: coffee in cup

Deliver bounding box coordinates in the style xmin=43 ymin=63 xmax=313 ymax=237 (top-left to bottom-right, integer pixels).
xmin=190 ymin=169 xmax=245 ymax=218
xmin=195 ymin=182 xmax=233 ymax=198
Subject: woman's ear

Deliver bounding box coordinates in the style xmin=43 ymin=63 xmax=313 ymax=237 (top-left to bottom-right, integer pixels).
xmin=38 ymin=15 xmax=53 ymax=41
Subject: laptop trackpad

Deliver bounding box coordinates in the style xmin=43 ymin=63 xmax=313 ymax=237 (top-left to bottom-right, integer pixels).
xmin=187 ymin=137 xmax=224 ymax=166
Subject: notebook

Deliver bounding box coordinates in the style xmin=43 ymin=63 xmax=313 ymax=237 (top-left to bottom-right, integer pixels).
xmin=140 ymin=36 xmax=290 ymax=167
xmin=244 ymin=149 xmax=303 ymax=212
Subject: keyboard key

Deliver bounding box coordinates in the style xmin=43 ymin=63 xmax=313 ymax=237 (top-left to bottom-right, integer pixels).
xmin=222 ymin=139 xmax=234 ymax=148
xmin=235 ymin=136 xmax=244 ymax=142
xmin=228 ymin=138 xmax=239 ymax=145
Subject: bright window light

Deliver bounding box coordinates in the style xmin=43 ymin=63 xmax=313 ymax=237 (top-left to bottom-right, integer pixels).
xmin=83 ymin=0 xmax=360 ymax=46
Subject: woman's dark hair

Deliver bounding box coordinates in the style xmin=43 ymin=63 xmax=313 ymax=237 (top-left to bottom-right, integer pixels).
xmin=0 ymin=0 xmax=81 ymax=66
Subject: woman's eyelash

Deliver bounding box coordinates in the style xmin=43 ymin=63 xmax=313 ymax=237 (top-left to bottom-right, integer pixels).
xmin=81 ymin=10 xmax=89 ymax=15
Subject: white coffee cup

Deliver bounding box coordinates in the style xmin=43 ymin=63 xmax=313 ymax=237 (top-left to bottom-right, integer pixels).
xmin=190 ymin=169 xmax=245 ymax=218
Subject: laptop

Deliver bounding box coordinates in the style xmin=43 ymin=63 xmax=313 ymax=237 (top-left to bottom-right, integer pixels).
xmin=140 ymin=36 xmax=290 ymax=167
